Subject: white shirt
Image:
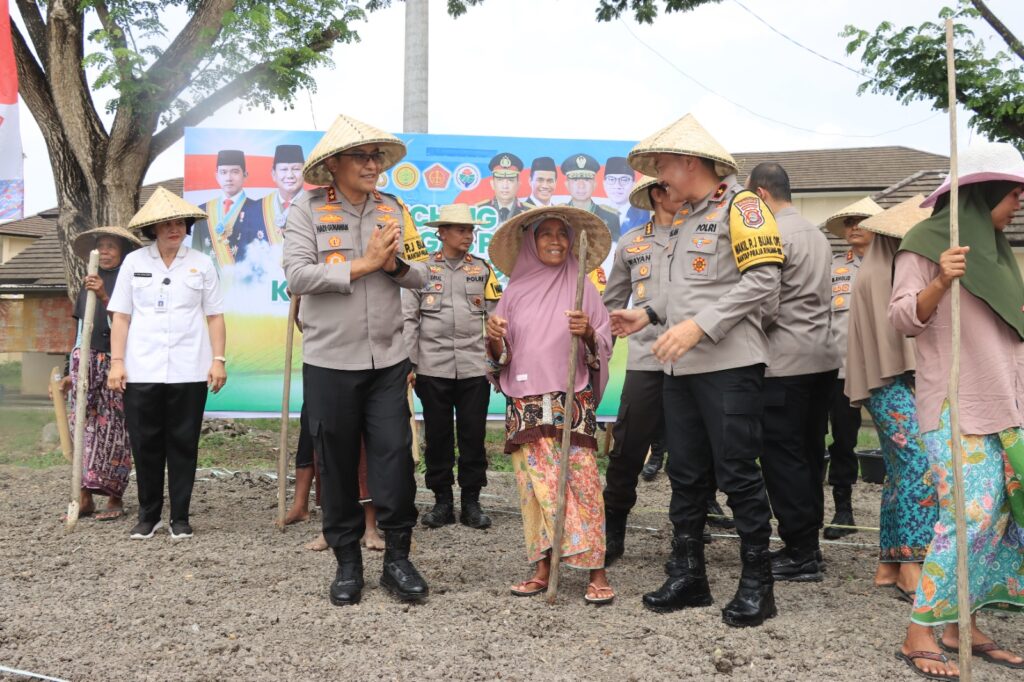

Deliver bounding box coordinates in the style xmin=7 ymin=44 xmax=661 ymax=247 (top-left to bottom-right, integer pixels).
xmin=107 ymin=244 xmax=224 ymax=384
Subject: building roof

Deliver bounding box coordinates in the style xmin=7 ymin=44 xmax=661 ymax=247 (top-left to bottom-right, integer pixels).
xmin=0 ymin=179 xmax=182 ymax=293
xmin=735 ymin=146 xmax=949 ymax=193
xmin=0 ymin=212 xmax=58 ymax=238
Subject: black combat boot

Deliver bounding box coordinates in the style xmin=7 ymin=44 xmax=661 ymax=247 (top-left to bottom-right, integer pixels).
xmin=643 ymin=533 xmax=714 ymax=613
xmin=421 ymin=487 xmax=455 ymax=528
xmin=459 ymin=488 xmax=492 ymax=529
xmin=770 ymin=542 xmax=824 ymax=582
xmin=641 ymin=442 xmax=666 ymax=482
xmin=664 ymin=527 xmax=711 ymax=575
xmin=706 ymin=496 xmax=735 ymax=529
xmin=329 ymin=542 xmax=364 ymax=606
xmin=721 ymin=543 xmax=777 ymax=627
xmin=604 ymin=508 xmax=628 ymax=567
xmin=824 ymin=486 xmax=856 ymax=539
xmin=380 ymin=529 xmax=429 ymax=602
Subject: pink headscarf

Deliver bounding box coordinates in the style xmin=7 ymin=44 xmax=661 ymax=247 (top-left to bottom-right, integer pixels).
xmin=492 ymin=215 xmax=612 ymax=402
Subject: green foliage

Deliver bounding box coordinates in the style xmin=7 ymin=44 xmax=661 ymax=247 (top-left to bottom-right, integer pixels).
xmin=591 ymin=0 xmax=722 ymax=23
xmin=843 ymin=1 xmax=1024 ymax=151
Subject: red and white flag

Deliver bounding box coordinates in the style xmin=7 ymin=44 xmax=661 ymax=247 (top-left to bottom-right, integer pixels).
xmin=0 ymin=0 xmax=24 ymax=221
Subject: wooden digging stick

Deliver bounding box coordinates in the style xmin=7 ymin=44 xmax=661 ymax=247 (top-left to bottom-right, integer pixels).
xmin=49 ymin=366 xmax=73 ymax=463
xmin=944 ymin=18 xmax=973 ymax=680
xmin=546 ymin=230 xmax=589 ymax=604
xmin=277 ymin=294 xmax=299 ymax=530
xmin=66 ymin=250 xmax=99 ymax=533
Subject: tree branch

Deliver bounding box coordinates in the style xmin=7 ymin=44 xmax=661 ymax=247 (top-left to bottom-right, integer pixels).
xmin=13 ymin=0 xmax=48 ymax=68
xmin=969 ymin=0 xmax=1024 ymax=63
xmin=9 ymin=19 xmax=59 ymax=138
xmin=93 ymin=0 xmax=133 ymax=81
xmin=144 ymin=0 xmax=235 ymax=100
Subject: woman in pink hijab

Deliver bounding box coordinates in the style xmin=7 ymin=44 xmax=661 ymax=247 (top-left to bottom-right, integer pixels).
xmin=486 ymin=207 xmax=614 ymax=604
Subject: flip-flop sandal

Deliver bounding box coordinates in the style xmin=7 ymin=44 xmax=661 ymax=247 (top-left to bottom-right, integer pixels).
xmin=939 ymin=641 xmax=1024 ymax=669
xmin=894 ymin=650 xmax=959 ymax=681
xmin=892 ymin=585 xmax=915 ymax=604
xmin=510 ymin=578 xmax=548 ymax=597
xmin=60 ymin=509 xmax=95 ymax=521
xmin=95 ymin=508 xmax=126 ymax=521
xmin=584 ymin=583 xmax=615 ymax=605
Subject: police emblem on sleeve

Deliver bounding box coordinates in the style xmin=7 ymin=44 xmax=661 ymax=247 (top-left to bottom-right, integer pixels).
xmin=733 ymin=197 xmax=766 ymax=229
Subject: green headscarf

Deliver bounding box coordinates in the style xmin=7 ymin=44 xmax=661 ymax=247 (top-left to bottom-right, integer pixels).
xmin=899 ymin=181 xmax=1024 ymax=341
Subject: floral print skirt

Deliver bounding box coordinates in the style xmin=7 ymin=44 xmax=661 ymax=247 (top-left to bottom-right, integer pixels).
xmin=865 ymin=374 xmax=937 ymax=562
xmin=911 ymin=402 xmax=1024 ymax=625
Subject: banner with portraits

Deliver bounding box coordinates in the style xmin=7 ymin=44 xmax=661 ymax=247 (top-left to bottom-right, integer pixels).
xmin=183 ymin=128 xmax=650 ymax=416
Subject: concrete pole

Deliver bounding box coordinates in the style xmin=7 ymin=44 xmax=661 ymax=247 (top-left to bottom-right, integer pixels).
xmin=403 ymin=0 xmax=429 ymax=133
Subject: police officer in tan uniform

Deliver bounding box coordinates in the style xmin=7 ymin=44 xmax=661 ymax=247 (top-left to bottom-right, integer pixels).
xmin=821 ymin=198 xmax=880 ymax=539
xmin=283 ymin=114 xmax=430 ymax=607
xmin=403 ymin=204 xmax=502 ymax=531
xmin=746 ymin=162 xmax=841 ymax=582
xmin=611 ymin=114 xmax=783 ymax=627
xmin=601 ymin=176 xmax=680 ymax=564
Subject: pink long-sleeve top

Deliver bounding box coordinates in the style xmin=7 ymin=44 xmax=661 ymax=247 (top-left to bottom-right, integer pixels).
xmin=888 ymin=250 xmax=1024 ymax=435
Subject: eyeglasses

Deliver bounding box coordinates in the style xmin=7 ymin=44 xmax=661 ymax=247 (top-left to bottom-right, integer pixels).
xmin=337 ymin=151 xmax=387 ymax=166
xmin=604 ymin=175 xmax=634 ymax=187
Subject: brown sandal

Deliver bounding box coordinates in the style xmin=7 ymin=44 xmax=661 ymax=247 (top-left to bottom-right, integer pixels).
xmin=584 ymin=583 xmax=615 ymax=605
xmin=895 ymin=650 xmax=959 ymax=681
xmin=510 ymin=578 xmax=548 ymax=597
xmin=939 ymin=641 xmax=1024 ymax=670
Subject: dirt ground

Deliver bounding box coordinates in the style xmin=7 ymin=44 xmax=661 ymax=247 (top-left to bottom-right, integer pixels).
xmin=2 ymin=465 xmax=1022 ymax=682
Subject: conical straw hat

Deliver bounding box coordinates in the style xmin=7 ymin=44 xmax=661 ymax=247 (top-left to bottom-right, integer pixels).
xmin=922 ymin=141 xmax=1024 ymax=207
xmin=630 ymin=176 xmax=660 ymax=211
xmin=628 ymin=114 xmax=738 ymax=179
xmin=488 ymin=205 xmax=611 ymax=277
xmin=303 ymin=114 xmax=407 ymax=186
xmin=425 ymin=203 xmax=485 ymax=228
xmin=859 ymin=195 xmax=931 ymax=239
xmin=127 ymin=187 xmax=207 ymax=232
xmin=72 ymin=226 xmax=143 ymax=261
xmin=823 ymin=197 xmax=883 ymax=237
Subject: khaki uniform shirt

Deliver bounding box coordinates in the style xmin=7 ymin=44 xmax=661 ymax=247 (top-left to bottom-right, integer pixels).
xmin=603 ymin=220 xmax=673 ymax=371
xmin=283 ymin=185 xmax=428 ymax=371
xmin=829 ymin=249 xmax=861 ymax=379
xmin=649 ymin=176 xmax=784 ymax=376
xmin=764 ymin=206 xmax=841 ymax=378
xmin=402 ymin=251 xmax=502 ymax=379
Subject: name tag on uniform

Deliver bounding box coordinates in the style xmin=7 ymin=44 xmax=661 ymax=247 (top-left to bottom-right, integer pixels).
xmin=134 ymin=272 xmax=152 ymax=278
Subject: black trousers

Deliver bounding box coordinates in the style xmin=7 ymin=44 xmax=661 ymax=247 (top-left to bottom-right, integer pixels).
xmin=761 ymin=370 xmax=837 ymax=549
xmin=303 ymin=360 xmax=417 ymax=548
xmin=124 ymin=382 xmax=208 ymax=524
xmin=414 ymin=374 xmax=490 ymax=493
xmin=663 ymin=365 xmax=772 ymax=545
xmin=296 ymin=403 xmax=314 ymax=469
xmin=827 ymin=376 xmax=862 ymax=488
xmin=603 ymin=369 xmax=665 ymax=514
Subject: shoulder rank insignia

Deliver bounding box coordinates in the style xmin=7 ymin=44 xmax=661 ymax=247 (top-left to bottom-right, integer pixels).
xmin=846 ymin=250 xmax=855 ymax=262
xmin=325 ymin=186 xmax=338 ymax=203
xmin=711 ymin=183 xmax=728 ymax=202
xmin=644 ymin=222 xmax=654 ymax=237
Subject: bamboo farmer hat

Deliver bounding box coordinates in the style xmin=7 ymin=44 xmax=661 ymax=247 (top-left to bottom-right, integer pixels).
xmin=488 ymin=205 xmax=611 ymax=276
xmin=859 ymin=195 xmax=931 ymax=239
xmin=922 ymin=142 xmax=1024 ymax=208
xmin=630 ymin=176 xmax=661 ymax=211
xmin=303 ymin=114 xmax=407 ymax=186
xmin=425 ymin=203 xmax=485 ymax=228
xmin=628 ymin=114 xmax=739 ymax=179
xmin=72 ymin=226 xmax=143 ymax=261
xmin=823 ymin=197 xmax=883 ymax=237
xmin=127 ymin=187 xmax=208 ymax=233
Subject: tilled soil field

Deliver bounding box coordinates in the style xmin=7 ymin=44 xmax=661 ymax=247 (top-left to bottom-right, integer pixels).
xmin=2 ymin=465 xmax=1021 ymax=681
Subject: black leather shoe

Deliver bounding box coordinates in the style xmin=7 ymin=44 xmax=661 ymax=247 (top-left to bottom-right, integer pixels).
xmin=604 ymin=509 xmax=628 ymax=567
xmin=380 ymin=530 xmax=429 ymax=602
xmin=459 ymin=489 xmax=492 ymax=529
xmin=421 ymin=488 xmax=455 ymax=528
xmin=706 ymin=498 xmax=735 ymax=529
xmin=721 ymin=543 xmax=777 ymax=627
xmin=771 ymin=546 xmax=824 ymax=582
xmin=644 ymin=534 xmax=714 ymax=613
xmin=330 ymin=542 xmax=364 ymax=606
xmin=824 ymin=486 xmax=857 ymax=539
xmin=641 ymin=451 xmax=664 ymax=481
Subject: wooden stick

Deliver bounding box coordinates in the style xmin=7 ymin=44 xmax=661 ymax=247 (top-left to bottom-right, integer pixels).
xmin=546 ymin=231 xmax=589 ymax=605
xmin=277 ymin=294 xmax=299 ymax=530
xmin=49 ymin=366 xmax=72 ymax=463
xmin=408 ymin=386 xmax=420 ymax=465
xmin=602 ymin=425 xmax=613 ymax=457
xmin=66 ymin=250 xmax=99 ymax=533
xmin=944 ymin=18 xmax=973 ymax=680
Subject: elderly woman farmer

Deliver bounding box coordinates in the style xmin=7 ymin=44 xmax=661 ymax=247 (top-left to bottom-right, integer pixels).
xmin=890 ymin=142 xmax=1024 ymax=680
xmin=58 ymin=226 xmax=142 ymax=520
xmin=107 ymin=187 xmax=227 ymax=541
xmin=485 ymin=205 xmax=615 ymax=604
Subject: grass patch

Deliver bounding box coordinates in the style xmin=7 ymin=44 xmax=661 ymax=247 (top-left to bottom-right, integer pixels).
xmin=18 ymin=450 xmax=67 ymax=469
xmin=0 ymin=361 xmax=20 ymax=393
xmin=0 ymin=407 xmax=55 ymax=465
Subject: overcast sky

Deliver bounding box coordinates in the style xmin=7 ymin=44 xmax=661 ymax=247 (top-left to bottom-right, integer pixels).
xmin=13 ymin=0 xmax=1024 ymax=214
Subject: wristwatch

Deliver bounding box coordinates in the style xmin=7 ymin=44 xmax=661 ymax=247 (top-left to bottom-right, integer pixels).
xmin=643 ymin=305 xmax=660 ymax=326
